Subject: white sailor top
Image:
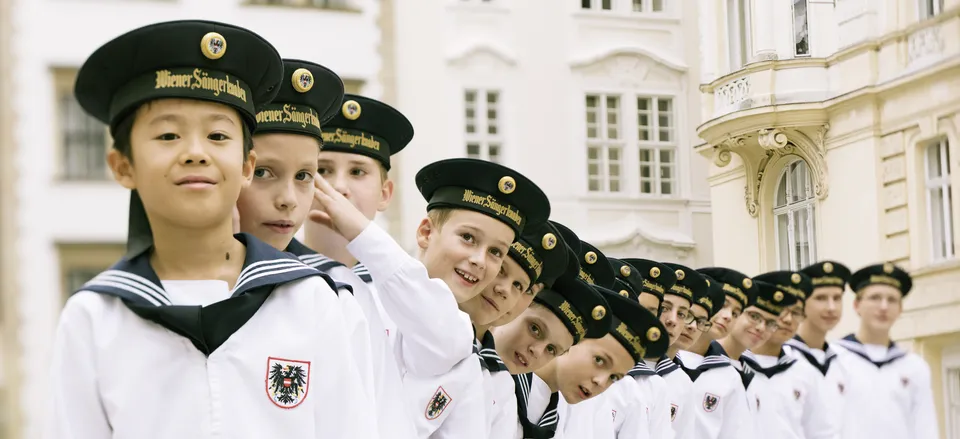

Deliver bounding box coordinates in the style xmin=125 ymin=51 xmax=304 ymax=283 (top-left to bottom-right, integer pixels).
xmin=784 ymin=335 xmax=846 ymax=434
xmin=287 ymin=237 xmax=415 ymax=439
xmin=514 ymin=372 xmax=561 ymax=439
xmin=617 ymin=360 xmax=675 ymax=439
xmin=676 ymin=342 xmax=754 ymax=439
xmin=476 ymin=332 xmax=520 ymax=439
xmin=660 ymin=356 xmax=695 ymax=439
xmin=833 ymin=335 xmax=939 ymax=439
xmin=47 ymin=233 xmax=377 ymax=439
xmin=741 ymin=349 xmax=838 ymax=439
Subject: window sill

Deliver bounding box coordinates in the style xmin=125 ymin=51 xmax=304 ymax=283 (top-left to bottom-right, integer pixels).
xmin=242 ymin=1 xmax=361 ymax=13
xmin=573 ymin=9 xmax=680 ymax=25
xmin=577 ymin=193 xmax=687 ymax=206
xmin=911 ymin=257 xmax=960 ymax=279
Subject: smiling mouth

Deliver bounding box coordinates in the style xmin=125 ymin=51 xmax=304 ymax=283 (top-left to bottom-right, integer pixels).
xmin=482 ymin=295 xmax=499 ymax=312
xmin=455 ymin=268 xmax=479 ymax=284
xmin=514 ymin=352 xmax=529 ymax=367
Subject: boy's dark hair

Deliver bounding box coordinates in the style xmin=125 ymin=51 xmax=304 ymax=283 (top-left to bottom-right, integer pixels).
xmin=111 ymin=102 xmax=254 ymax=162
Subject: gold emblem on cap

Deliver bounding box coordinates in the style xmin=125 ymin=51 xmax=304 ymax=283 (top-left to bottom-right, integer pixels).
xmin=647 ymin=327 xmax=661 ymax=342
xmin=200 ymin=32 xmax=227 ymax=60
xmin=291 ymin=68 xmax=314 ymax=93
xmin=592 ymin=306 xmax=606 ymax=320
xmin=650 ymin=267 xmax=660 ymax=278
xmin=585 ymin=251 xmax=598 ymax=265
xmin=774 ymin=291 xmax=784 ymax=302
xmin=498 ymin=176 xmax=516 ymax=194
xmin=823 ymin=262 xmax=834 ymax=273
xmin=705 ymin=279 xmax=711 ymax=287
xmin=620 ymin=266 xmax=632 ymax=277
xmin=675 ymin=269 xmax=685 ymax=281
xmin=883 ymin=263 xmax=894 ymax=274
xmin=743 ymin=278 xmax=753 ymax=289
xmin=542 ymin=233 xmax=557 ymax=250
xmin=620 ymin=290 xmax=630 ymax=297
xmin=342 ymin=100 xmax=362 ymax=120
xmin=791 ymin=273 xmax=802 ymax=284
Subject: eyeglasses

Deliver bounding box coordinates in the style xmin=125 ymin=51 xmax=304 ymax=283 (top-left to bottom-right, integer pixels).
xmin=744 ymin=311 xmax=780 ymax=332
xmin=660 ymin=303 xmax=696 ymax=325
xmin=694 ymin=317 xmax=713 ymax=332
xmin=784 ymin=308 xmax=805 ymax=322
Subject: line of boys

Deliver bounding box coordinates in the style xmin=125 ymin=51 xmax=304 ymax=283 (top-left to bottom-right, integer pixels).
xmin=44 ymin=19 xmax=939 ymax=439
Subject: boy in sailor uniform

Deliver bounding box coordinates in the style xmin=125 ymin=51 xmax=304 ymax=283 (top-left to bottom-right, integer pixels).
xmin=833 ymin=263 xmax=938 ymax=439
xmin=676 ymin=266 xmax=758 ymax=439
xmin=787 ymin=261 xmax=850 ymax=428
xmin=432 ymin=221 xmax=569 ymax=439
xmin=48 ymin=20 xmax=374 ymax=438
xmin=748 ymin=271 xmax=836 ymax=439
xmin=555 ymin=284 xmax=670 ymax=439
xmin=233 ymin=59 xmax=376 ymax=408
xmin=314 ymin=158 xmax=552 ymax=439
xmin=607 ymin=258 xmax=680 ymax=439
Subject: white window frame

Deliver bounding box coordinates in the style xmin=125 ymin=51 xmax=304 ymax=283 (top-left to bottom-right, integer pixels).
xmin=584 ymin=92 xmax=679 ymax=197
xmin=920 ymin=0 xmax=945 ymax=19
xmin=924 ymin=137 xmax=955 ymax=262
xmin=636 ymin=96 xmax=677 ymax=196
xmin=463 ymin=89 xmax=503 ymax=163
xmin=792 ymin=0 xmax=810 ymax=57
xmin=773 ymin=160 xmax=818 ymax=271
xmin=581 ymin=0 xmax=613 ymax=11
xmin=56 ymin=68 xmax=109 ymax=181
xmin=630 ymin=0 xmax=665 ymax=13
xmin=727 ymin=0 xmax=752 ymax=71
xmin=942 ymin=345 xmax=960 ymax=439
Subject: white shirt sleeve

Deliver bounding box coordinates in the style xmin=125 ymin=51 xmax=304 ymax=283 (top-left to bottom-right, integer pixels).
xmin=347 ymin=222 xmax=474 ymax=376
xmin=911 ymin=357 xmax=940 ymax=439
xmin=313 ymin=281 xmax=380 ymax=439
xmin=45 ymin=292 xmax=113 ymax=439
xmin=337 ymin=287 xmax=376 ymax=406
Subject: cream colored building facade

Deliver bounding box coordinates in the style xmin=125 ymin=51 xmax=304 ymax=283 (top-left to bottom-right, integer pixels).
xmin=0 ymin=0 xmax=15 ymax=435
xmin=696 ymin=0 xmax=960 ymax=436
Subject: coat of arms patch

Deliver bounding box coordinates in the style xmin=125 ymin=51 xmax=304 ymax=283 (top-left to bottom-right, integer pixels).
xmin=670 ymin=403 xmax=678 ymax=421
xmin=703 ymin=393 xmax=720 ymax=412
xmin=265 ymin=357 xmax=311 ymax=409
xmin=425 ymin=386 xmax=452 ymax=420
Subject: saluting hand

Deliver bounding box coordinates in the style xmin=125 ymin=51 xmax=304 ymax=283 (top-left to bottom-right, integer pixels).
xmin=308 ymin=174 xmax=371 ymax=242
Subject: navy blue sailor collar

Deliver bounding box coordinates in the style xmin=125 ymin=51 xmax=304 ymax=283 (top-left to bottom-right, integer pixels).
xmin=678 ymin=342 xmax=733 ymax=382
xmin=786 ymin=334 xmax=838 ymax=375
xmin=741 ymin=349 xmax=797 ymax=379
xmin=514 ymin=373 xmax=560 ymax=438
xmin=475 ymin=330 xmax=507 ymax=372
xmin=835 ymin=334 xmax=907 ymax=367
xmin=628 ymin=360 xmax=657 ymax=378
xmin=284 ymin=238 xmax=355 ymax=293
xmin=655 ymin=355 xmax=680 ymax=376
xmin=81 ymin=233 xmax=335 ymax=355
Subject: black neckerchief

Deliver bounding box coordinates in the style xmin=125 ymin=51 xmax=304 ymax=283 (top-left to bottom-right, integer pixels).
xmin=786 ymin=334 xmax=837 ymax=375
xmin=475 ymin=331 xmax=506 ymax=372
xmin=741 ymin=349 xmax=797 ymax=379
xmin=678 ymin=342 xmax=732 ymax=382
xmin=835 ymin=334 xmax=907 ymax=368
xmin=514 ymin=373 xmax=559 ymax=438
xmin=81 ymin=233 xmax=332 ymax=356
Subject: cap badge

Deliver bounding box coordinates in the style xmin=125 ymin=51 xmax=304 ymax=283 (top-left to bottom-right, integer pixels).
xmin=291 ymin=68 xmax=314 ymax=93
xmin=650 ymin=267 xmax=660 ymax=278
xmin=200 ymin=32 xmax=227 ymax=60
xmin=498 ymin=176 xmax=516 ymax=194
xmin=743 ymin=278 xmax=753 ymax=289
xmin=620 ymin=290 xmax=630 ymax=297
xmin=592 ymin=305 xmax=606 ymax=320
xmin=823 ymin=262 xmax=834 ymax=273
xmin=883 ymin=263 xmax=895 ymax=274
xmin=647 ymin=327 xmax=661 ymax=342
xmin=342 ymin=100 xmax=362 ymax=120
xmin=585 ymin=251 xmax=598 ymax=265
xmin=542 ymin=233 xmax=557 ymax=250
xmin=620 ymin=266 xmax=632 ymax=277
xmin=675 ymin=269 xmax=685 ymax=281
xmin=791 ymin=273 xmax=802 ymax=284
xmin=774 ymin=291 xmax=784 ymax=302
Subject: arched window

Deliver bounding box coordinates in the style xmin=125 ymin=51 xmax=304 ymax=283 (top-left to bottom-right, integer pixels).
xmin=774 ymin=160 xmax=817 ymax=270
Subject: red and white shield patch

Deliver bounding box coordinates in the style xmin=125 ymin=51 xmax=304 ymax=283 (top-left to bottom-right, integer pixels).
xmin=425 ymin=386 xmax=453 ymax=420
xmin=703 ymin=393 xmax=720 ymax=412
xmin=265 ymin=357 xmax=311 ymax=409
xmin=611 ymin=409 xmax=617 ymax=422
xmin=670 ymin=403 xmax=678 ymax=421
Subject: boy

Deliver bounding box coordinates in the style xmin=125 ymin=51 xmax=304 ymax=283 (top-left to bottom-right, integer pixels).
xmin=833 ymin=263 xmax=938 ymax=439
xmin=50 ymin=20 xmax=372 ymax=438
xmin=676 ymin=266 xmax=757 ymax=439
xmin=234 ymin=59 xmax=376 ymax=403
xmin=311 ymin=157 xmax=551 ymax=438
xmin=746 ymin=271 xmax=836 ymax=439
xmin=552 ymin=284 xmax=670 ymax=438
xmin=789 ymin=261 xmax=851 ymax=374
xmin=621 ymin=258 xmax=675 ymax=317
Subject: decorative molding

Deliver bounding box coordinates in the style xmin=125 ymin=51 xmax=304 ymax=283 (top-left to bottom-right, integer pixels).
xmin=714 ymin=76 xmax=751 ymax=116
xmin=569 ymin=46 xmax=687 ymax=73
xmin=446 ymin=42 xmax=517 ymax=68
xmin=758 ymin=128 xmax=789 ymax=150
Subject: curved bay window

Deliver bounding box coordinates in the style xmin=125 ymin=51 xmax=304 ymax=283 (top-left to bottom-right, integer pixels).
xmin=774 ymin=160 xmax=817 ymax=270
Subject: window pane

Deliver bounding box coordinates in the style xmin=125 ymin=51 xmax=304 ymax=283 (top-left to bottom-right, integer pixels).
xmin=606 ymin=96 xmax=620 ymax=139
xmin=466 ymin=143 xmax=481 ymax=158
xmin=652 ymin=0 xmax=663 ymax=11
xmin=61 ymin=93 xmax=107 ymax=180
xmin=661 ymin=180 xmax=672 ymax=195
xmin=637 ymin=97 xmax=652 ymax=141
xmin=582 ymin=0 xmax=591 ymax=8
xmin=586 ymin=95 xmax=599 ymax=139
xmin=602 ymin=0 xmax=611 ymax=9
xmin=776 ymin=174 xmax=788 ymax=208
xmin=488 ymin=144 xmax=501 ymax=163
xmin=777 ymin=213 xmax=791 ymax=269
xmin=794 ymin=208 xmax=810 ymax=268
xmin=927 ymin=141 xmax=946 ymax=178
xmin=794 ymin=0 xmax=809 ymax=56
xmin=657 ymin=98 xmax=673 ymax=142
xmin=931 ymin=187 xmax=948 ymax=259
xmin=632 ymin=0 xmax=643 ymax=12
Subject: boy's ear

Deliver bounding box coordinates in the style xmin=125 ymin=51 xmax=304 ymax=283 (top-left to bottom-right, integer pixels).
xmin=240 ymin=149 xmax=257 ymax=189
xmin=377 ymin=179 xmax=394 ymax=212
xmin=416 ymin=217 xmax=434 ymax=251
xmin=107 ymin=149 xmax=136 ymax=190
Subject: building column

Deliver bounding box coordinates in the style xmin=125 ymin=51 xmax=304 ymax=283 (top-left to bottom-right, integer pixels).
xmin=699 ymin=0 xmax=719 ymax=82
xmin=751 ymin=0 xmax=778 ymax=61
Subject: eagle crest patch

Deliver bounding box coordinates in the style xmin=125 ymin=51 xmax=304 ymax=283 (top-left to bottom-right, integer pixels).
xmin=794 ymin=389 xmax=802 ymax=400
xmin=425 ymin=386 xmax=452 ymax=420
xmin=703 ymin=393 xmax=719 ymax=412
xmin=670 ymin=403 xmax=678 ymax=421
xmin=265 ymin=357 xmax=311 ymax=409
xmin=611 ymin=409 xmax=617 ymax=422
xmin=838 ymin=382 xmax=845 ymax=394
